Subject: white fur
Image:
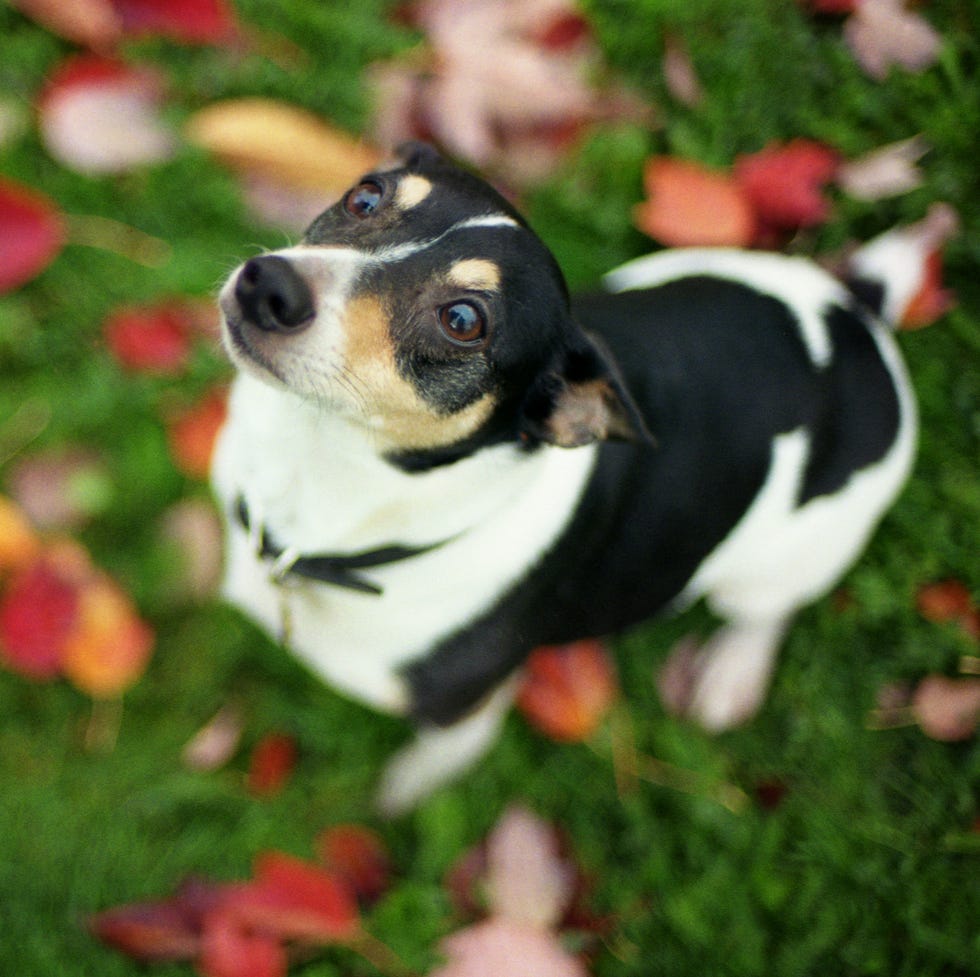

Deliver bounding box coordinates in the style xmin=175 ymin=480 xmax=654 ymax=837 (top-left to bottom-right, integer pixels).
xmin=605 ymin=248 xmax=917 ymax=728
xmin=213 ymin=373 xmax=597 ymax=714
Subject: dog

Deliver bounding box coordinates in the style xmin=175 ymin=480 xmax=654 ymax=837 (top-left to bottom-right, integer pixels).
xmin=213 ymin=142 xmax=919 ymax=814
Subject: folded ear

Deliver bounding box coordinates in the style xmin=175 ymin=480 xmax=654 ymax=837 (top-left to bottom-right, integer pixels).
xmin=519 ymin=333 xmax=654 ymax=448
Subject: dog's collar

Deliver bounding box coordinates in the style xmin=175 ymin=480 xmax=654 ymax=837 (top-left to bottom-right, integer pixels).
xmin=235 ymin=496 xmax=451 ymax=596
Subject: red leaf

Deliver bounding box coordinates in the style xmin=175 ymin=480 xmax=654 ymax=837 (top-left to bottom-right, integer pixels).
xmin=633 ymin=157 xmax=755 ymax=247
xmin=734 ymin=139 xmax=839 ymax=232
xmin=113 ymin=0 xmax=237 ymax=43
xmin=900 ymin=250 xmax=956 ymax=329
xmin=916 ymin=580 xmax=974 ymax=624
xmin=166 ymin=388 xmax=229 ymax=480
xmin=316 ymin=824 xmax=391 ymax=905
xmin=39 ymin=56 xmax=176 ymax=176
xmin=221 ymin=851 xmax=360 ymax=943
xmin=89 ymin=897 xmax=202 ymax=963
xmin=517 ymin=639 xmax=617 ymax=743
xmin=104 ymin=303 xmax=192 ymax=373
xmin=246 ymin=733 xmax=298 ymax=797
xmin=0 ymin=559 xmax=79 ymax=680
xmin=0 ymin=177 xmax=65 ymax=294
xmin=199 ymin=910 xmax=287 ymax=977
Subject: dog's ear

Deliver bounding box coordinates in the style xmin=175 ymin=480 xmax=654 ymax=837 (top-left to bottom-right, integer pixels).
xmin=520 ymin=333 xmax=654 ymax=448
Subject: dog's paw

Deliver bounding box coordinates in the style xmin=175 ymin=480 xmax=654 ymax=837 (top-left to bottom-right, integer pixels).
xmin=657 ymin=621 xmax=784 ymax=732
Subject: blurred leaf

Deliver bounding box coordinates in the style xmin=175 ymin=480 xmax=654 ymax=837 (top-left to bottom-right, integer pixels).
xmin=912 ymin=675 xmax=980 ymax=741
xmin=246 ymin=733 xmax=298 ymax=798
xmin=316 ymin=824 xmax=392 ymax=906
xmin=516 ymin=639 xmax=618 ymax=743
xmin=38 ymin=55 xmax=176 ymax=175
xmin=103 ymin=302 xmax=193 ymax=374
xmin=843 ymin=0 xmax=943 ymax=81
xmin=165 ymin=388 xmax=229 ymax=480
xmin=0 ymin=177 xmax=65 ymax=294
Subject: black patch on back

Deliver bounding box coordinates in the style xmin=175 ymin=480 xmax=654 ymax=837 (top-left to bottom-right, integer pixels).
xmin=798 ymin=304 xmax=902 ymax=503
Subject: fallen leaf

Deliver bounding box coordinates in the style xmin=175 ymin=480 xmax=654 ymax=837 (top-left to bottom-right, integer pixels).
xmin=8 ymin=448 xmax=112 ymax=531
xmin=104 ymin=302 xmax=193 ymax=373
xmin=166 ymin=388 xmax=229 ymax=480
xmin=182 ymin=704 xmax=244 ymax=772
xmin=916 ymin=580 xmax=975 ymax=624
xmin=837 ymin=136 xmax=928 ymax=201
xmin=221 ymin=851 xmax=360 ymax=943
xmin=198 ymin=909 xmax=287 ymax=977
xmin=0 ymin=176 xmax=65 ymax=294
xmin=430 ymin=917 xmax=588 ymax=977
xmin=484 ymin=805 xmax=576 ymax=930
xmin=113 ymin=0 xmax=238 ymax=44
xmin=246 ymin=733 xmax=298 ymax=797
xmin=633 ymin=157 xmax=755 ymax=247
xmin=516 ymin=638 xmax=617 ymax=743
xmin=844 ymin=0 xmax=943 ymax=80
xmin=912 ymin=675 xmax=980 ymax=742
xmin=316 ymin=824 xmax=391 ymax=905
xmin=0 ymin=495 xmax=41 ymax=572
xmin=38 ymin=56 xmax=177 ymax=175
xmin=158 ymin=499 xmax=225 ymax=603
xmin=901 ymin=250 xmax=957 ymax=329
xmin=733 ymin=139 xmax=839 ymax=233
xmin=89 ymin=893 xmax=203 ymax=962
xmin=662 ymin=33 xmax=704 ymax=107
xmin=185 ymin=99 xmax=380 ymax=194
xmin=60 ymin=574 xmax=154 ymax=698
xmin=0 ymin=557 xmax=79 ymax=680
xmin=8 ymin=0 xmax=122 ymax=47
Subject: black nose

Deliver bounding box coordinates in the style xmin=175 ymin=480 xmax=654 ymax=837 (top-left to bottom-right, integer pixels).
xmin=234 ymin=256 xmax=315 ymax=333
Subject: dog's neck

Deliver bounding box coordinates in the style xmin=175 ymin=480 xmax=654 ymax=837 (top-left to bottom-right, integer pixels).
xmin=213 ymin=373 xmax=587 ymax=556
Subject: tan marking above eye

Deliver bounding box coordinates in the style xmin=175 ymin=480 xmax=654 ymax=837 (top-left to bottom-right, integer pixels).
xmin=447 ymin=258 xmax=501 ymax=292
xmin=395 ymin=174 xmax=433 ymax=210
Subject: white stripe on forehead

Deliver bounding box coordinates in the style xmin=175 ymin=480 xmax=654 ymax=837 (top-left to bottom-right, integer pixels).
xmin=370 ymin=214 xmax=521 ymax=265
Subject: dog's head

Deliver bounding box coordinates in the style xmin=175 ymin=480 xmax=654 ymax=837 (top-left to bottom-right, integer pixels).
xmin=219 ymin=142 xmax=648 ymax=468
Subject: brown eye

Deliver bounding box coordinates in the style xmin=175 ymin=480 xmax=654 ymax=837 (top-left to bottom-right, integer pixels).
xmin=438 ymin=301 xmax=486 ymax=345
xmin=344 ymin=181 xmax=383 ymax=218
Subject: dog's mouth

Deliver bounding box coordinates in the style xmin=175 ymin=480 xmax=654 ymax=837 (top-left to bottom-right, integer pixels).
xmin=220 ymin=305 xmax=287 ymax=385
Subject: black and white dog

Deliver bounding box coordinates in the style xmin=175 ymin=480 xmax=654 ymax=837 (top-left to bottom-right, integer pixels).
xmin=213 ymin=142 xmax=919 ymax=813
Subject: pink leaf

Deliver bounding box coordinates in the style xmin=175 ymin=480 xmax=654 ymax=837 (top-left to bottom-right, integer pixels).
xmin=733 ymin=139 xmax=839 ymax=232
xmin=0 ymin=177 xmax=65 ymax=294
xmin=484 ymin=806 xmax=576 ymax=930
xmin=159 ymin=499 xmax=225 ymax=604
xmin=8 ymin=448 xmax=110 ymax=531
xmin=8 ymin=0 xmax=122 ymax=47
xmin=844 ymin=0 xmax=942 ymax=80
xmin=912 ymin=675 xmax=980 ymax=742
xmin=662 ymin=33 xmax=704 ymax=108
xmin=430 ymin=918 xmax=588 ymax=977
xmin=89 ymin=896 xmax=203 ymax=963
xmin=182 ymin=704 xmax=244 ymax=772
xmin=38 ymin=56 xmax=176 ymax=175
xmin=837 ymin=136 xmax=928 ymax=201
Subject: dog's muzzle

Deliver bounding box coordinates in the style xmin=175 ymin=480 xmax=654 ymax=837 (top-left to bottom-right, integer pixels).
xmin=234 ymin=255 xmax=315 ymax=334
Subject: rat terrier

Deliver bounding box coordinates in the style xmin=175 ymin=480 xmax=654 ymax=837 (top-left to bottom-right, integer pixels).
xmin=213 ymin=142 xmax=919 ymax=814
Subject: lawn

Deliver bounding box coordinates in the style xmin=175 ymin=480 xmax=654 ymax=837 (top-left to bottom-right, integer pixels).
xmin=1 ymin=1 xmax=978 ymax=976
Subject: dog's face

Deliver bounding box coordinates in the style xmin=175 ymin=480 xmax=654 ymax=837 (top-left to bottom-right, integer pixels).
xmin=219 ymin=142 xmax=647 ymax=467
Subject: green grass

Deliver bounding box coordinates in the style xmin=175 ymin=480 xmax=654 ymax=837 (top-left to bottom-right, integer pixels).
xmin=1 ymin=1 xmax=978 ymax=975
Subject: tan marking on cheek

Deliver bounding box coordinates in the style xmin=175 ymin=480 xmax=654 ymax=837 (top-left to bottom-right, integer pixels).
xmin=447 ymin=258 xmax=501 ymax=292
xmin=395 ymin=174 xmax=433 ymax=210
xmin=341 ymin=297 xmax=498 ymax=450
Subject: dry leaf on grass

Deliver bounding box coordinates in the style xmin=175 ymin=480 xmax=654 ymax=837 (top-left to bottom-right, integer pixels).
xmin=0 ymin=176 xmax=65 ymax=294
xmin=844 ymin=0 xmax=943 ymax=80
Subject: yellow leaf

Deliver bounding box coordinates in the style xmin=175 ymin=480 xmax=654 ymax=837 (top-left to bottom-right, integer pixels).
xmin=185 ymin=98 xmax=381 ymax=193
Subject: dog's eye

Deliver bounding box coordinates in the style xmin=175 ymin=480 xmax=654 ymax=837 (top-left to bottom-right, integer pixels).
xmin=344 ymin=181 xmax=384 ymax=218
xmin=438 ymin=301 xmax=487 ymax=345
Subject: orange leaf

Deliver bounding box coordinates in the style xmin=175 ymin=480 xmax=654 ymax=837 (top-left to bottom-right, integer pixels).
xmin=634 ymin=157 xmax=754 ymax=247
xmin=246 ymin=733 xmax=297 ymax=797
xmin=0 ymin=495 xmax=41 ymax=572
xmin=221 ymin=851 xmax=360 ymax=943
xmin=900 ymin=251 xmax=956 ymax=329
xmin=166 ymin=388 xmax=228 ymax=480
xmin=185 ymin=99 xmax=381 ymax=193
xmin=316 ymin=824 xmax=391 ymax=904
xmin=60 ymin=575 xmax=154 ymax=698
xmin=8 ymin=0 xmax=122 ymax=47
xmin=517 ymin=639 xmax=618 ymax=742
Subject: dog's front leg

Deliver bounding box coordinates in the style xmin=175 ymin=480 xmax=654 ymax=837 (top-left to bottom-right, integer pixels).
xmin=375 ymin=678 xmax=518 ymax=817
